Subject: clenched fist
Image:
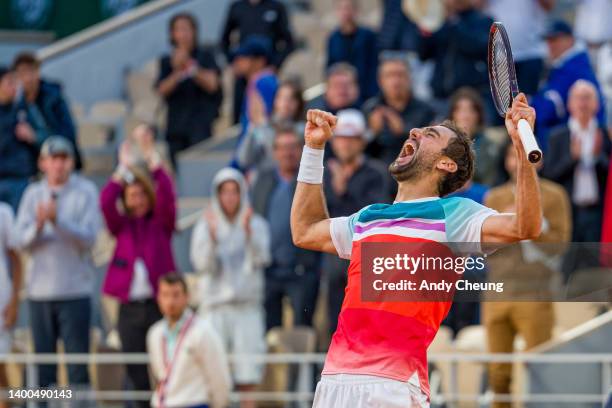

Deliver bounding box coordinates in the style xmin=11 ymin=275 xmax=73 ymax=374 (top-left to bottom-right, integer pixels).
xmin=305 ymin=109 xmax=337 ymax=149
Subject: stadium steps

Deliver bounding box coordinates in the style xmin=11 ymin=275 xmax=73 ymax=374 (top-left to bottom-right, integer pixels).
xmin=427 ymin=304 xmax=610 ymax=406
xmin=526 ymin=309 xmax=612 ymax=407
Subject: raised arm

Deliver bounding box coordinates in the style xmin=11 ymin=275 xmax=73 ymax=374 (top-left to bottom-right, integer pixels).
xmin=290 ymin=110 xmax=337 ymax=254
xmin=100 ymin=176 xmax=128 ymax=236
xmin=482 ymin=94 xmax=542 ymax=243
xmin=151 ymin=166 xmax=177 ymax=233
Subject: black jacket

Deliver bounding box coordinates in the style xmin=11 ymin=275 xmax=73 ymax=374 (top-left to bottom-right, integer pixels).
xmin=157 ymin=47 xmax=222 ymax=141
xmin=0 ymin=101 xmax=41 ymax=178
xmin=221 ymin=0 xmax=295 ymax=67
xmin=29 ymin=80 xmax=82 ymax=169
xmin=323 ymin=158 xmax=389 ymax=217
xmin=420 ymin=9 xmax=493 ymax=98
xmin=326 ymin=26 xmax=379 ymax=101
xmin=377 ymin=0 xmax=422 ymax=53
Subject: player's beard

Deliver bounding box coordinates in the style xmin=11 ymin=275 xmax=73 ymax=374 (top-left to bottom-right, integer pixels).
xmin=388 ymin=147 xmax=437 ymax=183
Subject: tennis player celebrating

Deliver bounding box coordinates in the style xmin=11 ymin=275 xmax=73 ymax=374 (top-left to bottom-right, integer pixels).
xmin=291 ymin=93 xmax=541 ymax=407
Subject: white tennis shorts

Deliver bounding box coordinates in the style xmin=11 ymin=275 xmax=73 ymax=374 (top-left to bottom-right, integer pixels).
xmin=312 ymin=374 xmax=429 ymax=408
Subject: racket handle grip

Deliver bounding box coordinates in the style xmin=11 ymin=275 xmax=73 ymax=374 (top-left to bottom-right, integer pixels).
xmin=517 ymin=119 xmax=542 ymax=163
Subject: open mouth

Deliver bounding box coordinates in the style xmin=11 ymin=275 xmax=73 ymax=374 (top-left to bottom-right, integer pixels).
xmin=395 ymin=140 xmax=417 ymax=166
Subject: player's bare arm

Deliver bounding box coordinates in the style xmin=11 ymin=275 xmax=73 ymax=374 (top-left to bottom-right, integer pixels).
xmin=482 ymin=93 xmax=542 ymax=243
xmin=290 ymin=109 xmax=338 ymax=254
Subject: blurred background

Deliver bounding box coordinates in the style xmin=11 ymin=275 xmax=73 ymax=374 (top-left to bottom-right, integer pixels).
xmin=0 ymin=0 xmax=611 ymax=407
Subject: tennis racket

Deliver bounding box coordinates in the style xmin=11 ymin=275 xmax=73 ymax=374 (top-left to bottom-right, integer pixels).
xmin=488 ymin=22 xmax=542 ymax=163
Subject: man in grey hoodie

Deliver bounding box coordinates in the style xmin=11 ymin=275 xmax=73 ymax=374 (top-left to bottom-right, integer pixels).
xmin=14 ymin=136 xmax=101 ymax=394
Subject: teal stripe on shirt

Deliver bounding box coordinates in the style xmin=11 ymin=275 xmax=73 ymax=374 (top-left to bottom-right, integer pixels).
xmin=357 ymin=201 xmax=446 ymax=223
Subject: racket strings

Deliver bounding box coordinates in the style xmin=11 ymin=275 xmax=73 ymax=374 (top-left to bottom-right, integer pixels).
xmin=491 ymin=31 xmax=513 ymax=113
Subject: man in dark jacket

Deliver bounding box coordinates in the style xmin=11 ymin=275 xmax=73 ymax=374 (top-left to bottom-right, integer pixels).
xmin=542 ymin=80 xmax=609 ymax=278
xmin=12 ymin=53 xmax=82 ymax=170
xmin=0 ymin=67 xmax=48 ymax=211
xmin=419 ymin=0 xmax=493 ymax=117
xmin=542 ymin=80 xmax=610 ymax=242
xmin=322 ymin=109 xmax=388 ymax=334
xmin=326 ymin=0 xmax=379 ymax=101
xmin=221 ymin=0 xmax=295 ymax=124
xmin=251 ymin=124 xmax=320 ymax=330
xmin=377 ymin=0 xmax=422 ymax=53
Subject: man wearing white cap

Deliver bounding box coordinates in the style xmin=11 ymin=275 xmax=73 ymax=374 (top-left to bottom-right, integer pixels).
xmin=323 ymin=109 xmax=388 ymax=334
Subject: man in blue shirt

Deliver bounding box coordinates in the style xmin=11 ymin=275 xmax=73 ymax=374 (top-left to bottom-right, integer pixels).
xmin=251 ymin=125 xmax=321 ymax=331
xmin=231 ymin=36 xmax=278 ymax=169
xmin=326 ymin=0 xmax=379 ymax=101
xmin=532 ymin=20 xmax=607 ymax=149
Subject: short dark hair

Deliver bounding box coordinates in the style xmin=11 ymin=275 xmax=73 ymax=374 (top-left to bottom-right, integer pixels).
xmin=326 ymin=62 xmax=357 ymax=83
xmin=12 ymin=52 xmax=40 ymax=70
xmin=274 ymin=121 xmax=300 ymax=144
xmin=378 ymin=51 xmax=411 ymax=76
xmin=169 ymin=12 xmax=198 ymax=47
xmin=437 ymin=120 xmax=474 ymax=196
xmin=159 ymin=273 xmax=188 ymax=293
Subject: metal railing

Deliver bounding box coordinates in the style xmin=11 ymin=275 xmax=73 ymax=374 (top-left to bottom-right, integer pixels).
xmin=37 ymin=0 xmax=183 ymax=62
xmin=1 ymin=352 xmax=610 ymax=405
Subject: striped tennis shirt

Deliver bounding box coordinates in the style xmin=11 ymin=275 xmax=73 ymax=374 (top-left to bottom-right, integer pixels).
xmin=326 ymin=196 xmax=497 ymax=397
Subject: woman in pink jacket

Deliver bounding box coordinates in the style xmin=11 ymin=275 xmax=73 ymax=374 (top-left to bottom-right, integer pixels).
xmin=100 ymin=128 xmax=177 ymax=407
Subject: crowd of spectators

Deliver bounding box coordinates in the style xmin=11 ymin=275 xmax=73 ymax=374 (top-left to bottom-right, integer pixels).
xmin=1 ymin=0 xmax=612 ymax=406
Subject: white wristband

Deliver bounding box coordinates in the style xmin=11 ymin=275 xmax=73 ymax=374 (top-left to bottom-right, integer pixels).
xmin=297 ymin=146 xmax=324 ymax=184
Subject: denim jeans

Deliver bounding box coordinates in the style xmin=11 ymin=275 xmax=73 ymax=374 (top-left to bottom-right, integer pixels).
xmin=29 ymin=298 xmax=91 ymax=388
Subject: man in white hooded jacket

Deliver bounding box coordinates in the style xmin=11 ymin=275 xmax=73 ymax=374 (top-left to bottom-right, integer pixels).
xmin=190 ymin=167 xmax=271 ymax=408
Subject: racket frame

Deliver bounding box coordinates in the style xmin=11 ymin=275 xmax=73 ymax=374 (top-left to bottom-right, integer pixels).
xmin=488 ymin=22 xmax=542 ymax=163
